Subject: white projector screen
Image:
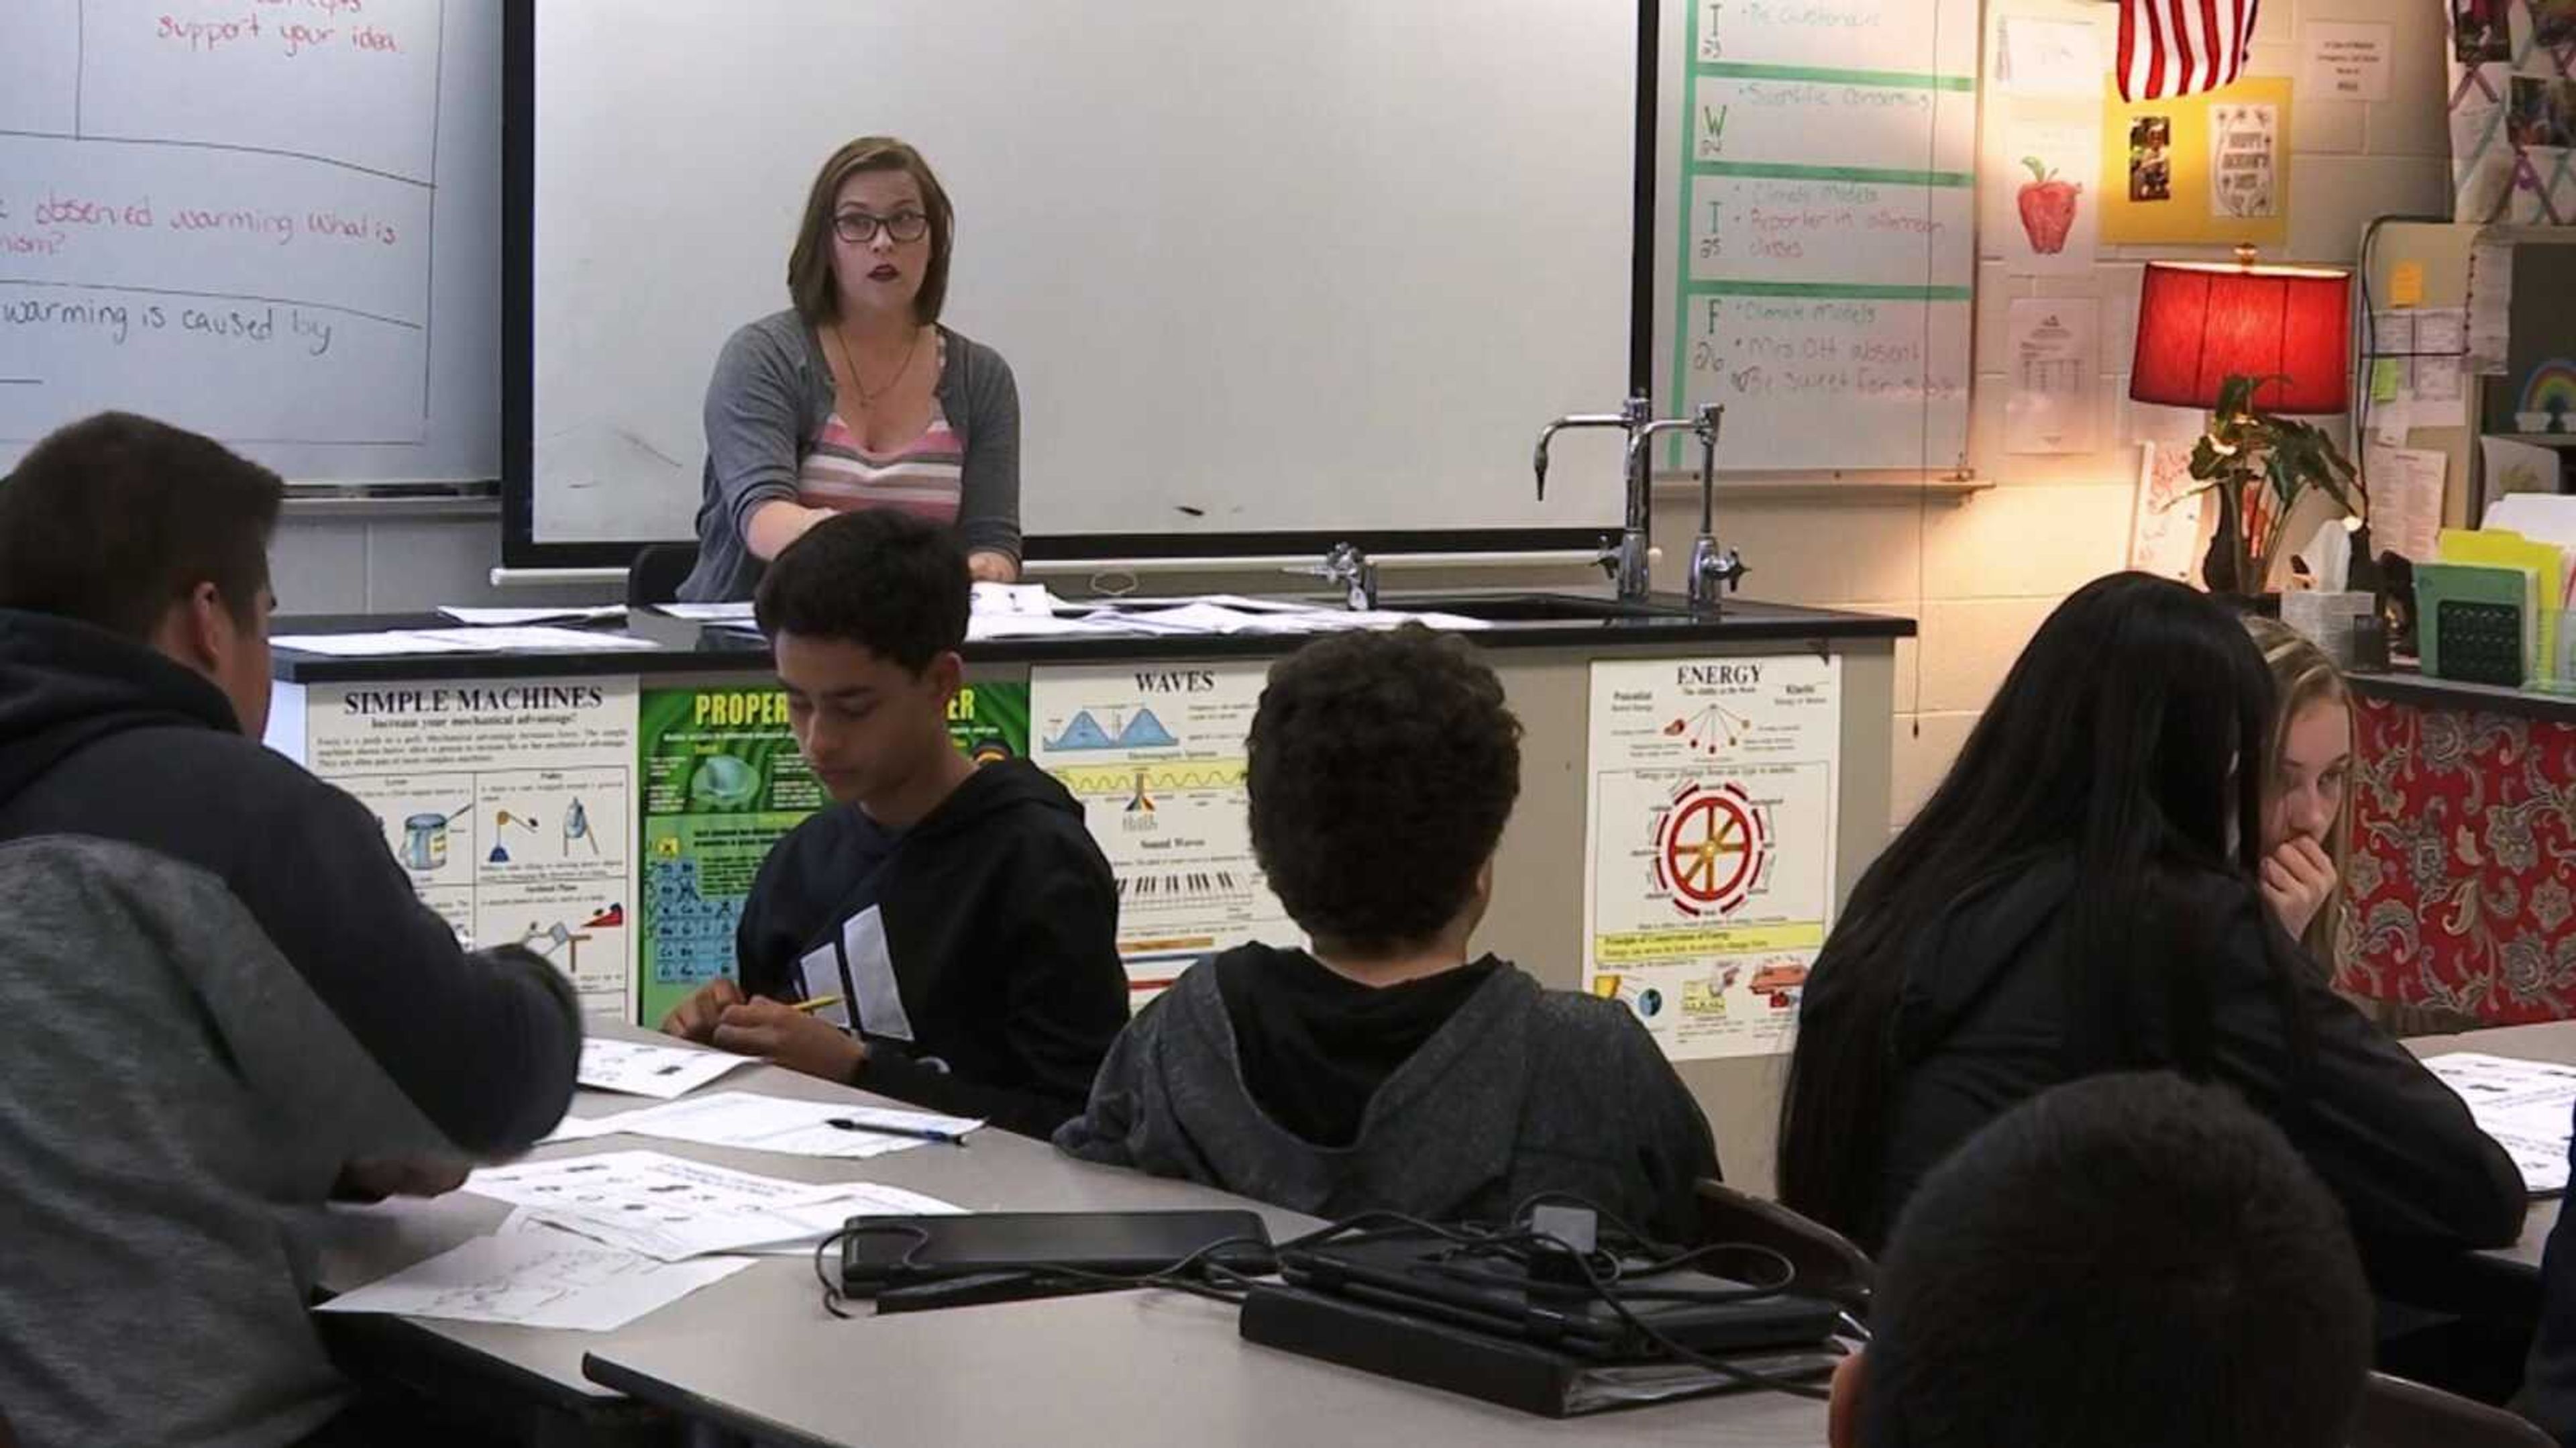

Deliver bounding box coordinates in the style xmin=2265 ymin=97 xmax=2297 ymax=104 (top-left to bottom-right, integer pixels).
xmin=519 ymin=0 xmax=1639 ymax=559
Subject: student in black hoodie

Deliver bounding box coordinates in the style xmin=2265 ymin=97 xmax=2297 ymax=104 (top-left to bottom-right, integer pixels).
xmin=1056 ymin=626 xmax=1717 ymax=1241
xmin=660 ymin=509 xmax=1124 ymax=1137
xmin=1834 ymin=1074 xmax=2373 ymax=1448
xmin=0 ymin=413 xmax=580 ymax=1447
xmin=1776 ymin=572 xmax=2520 ymax=1270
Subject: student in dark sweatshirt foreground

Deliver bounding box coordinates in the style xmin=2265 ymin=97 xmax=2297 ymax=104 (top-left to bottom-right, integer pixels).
xmin=661 ymin=509 xmax=1126 ymax=1137
xmin=1056 ymin=626 xmax=1717 ymax=1241
xmin=1835 ymin=1073 xmax=2372 ymax=1448
xmin=0 ymin=413 xmax=582 ymax=1448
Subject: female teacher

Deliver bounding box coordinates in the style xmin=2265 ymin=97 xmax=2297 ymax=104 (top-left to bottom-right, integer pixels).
xmin=678 ymin=137 xmax=1022 ymax=601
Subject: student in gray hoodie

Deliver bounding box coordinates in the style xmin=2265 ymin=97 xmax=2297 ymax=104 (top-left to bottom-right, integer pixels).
xmin=1055 ymin=626 xmax=1717 ymax=1241
xmin=0 ymin=414 xmax=582 ymax=1448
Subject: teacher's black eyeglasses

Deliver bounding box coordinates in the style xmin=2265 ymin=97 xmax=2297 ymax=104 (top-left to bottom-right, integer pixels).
xmin=834 ymin=210 xmax=930 ymax=244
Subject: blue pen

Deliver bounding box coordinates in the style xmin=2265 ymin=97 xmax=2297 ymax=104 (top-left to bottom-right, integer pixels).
xmin=826 ymin=1117 xmax=968 ymax=1146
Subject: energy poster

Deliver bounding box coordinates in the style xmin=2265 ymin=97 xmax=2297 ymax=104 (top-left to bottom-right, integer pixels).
xmin=1584 ymin=655 xmax=1841 ymax=1061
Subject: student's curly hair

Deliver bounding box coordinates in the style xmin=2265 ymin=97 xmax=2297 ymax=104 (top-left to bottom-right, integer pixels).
xmin=1246 ymin=626 xmax=1522 ymax=955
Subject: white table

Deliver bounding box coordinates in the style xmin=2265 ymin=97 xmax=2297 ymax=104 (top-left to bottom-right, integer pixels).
xmin=2408 ymin=1019 xmax=2576 ymax=1272
xmin=582 ymin=1290 xmax=1825 ymax=1448
xmin=313 ymin=1025 xmax=1828 ymax=1445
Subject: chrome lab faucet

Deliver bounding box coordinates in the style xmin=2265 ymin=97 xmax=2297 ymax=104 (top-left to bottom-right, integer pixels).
xmin=1293 ymin=541 xmax=1379 ymax=612
xmin=1533 ymin=395 xmax=1657 ymax=599
xmin=1534 ymin=395 xmax=1747 ymax=606
xmin=1680 ymin=403 xmax=1748 ymax=609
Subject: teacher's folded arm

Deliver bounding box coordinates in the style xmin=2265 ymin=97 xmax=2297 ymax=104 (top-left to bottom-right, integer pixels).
xmin=678 ymin=136 xmax=1022 ymax=605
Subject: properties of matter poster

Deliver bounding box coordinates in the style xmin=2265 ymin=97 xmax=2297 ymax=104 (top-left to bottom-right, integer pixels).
xmin=1583 ymin=654 xmax=1841 ymax=1062
xmin=634 ymin=682 xmax=1028 ymax=1027
xmin=1030 ymin=662 xmax=1297 ymax=1005
xmin=302 ymin=677 xmax=639 ymax=1021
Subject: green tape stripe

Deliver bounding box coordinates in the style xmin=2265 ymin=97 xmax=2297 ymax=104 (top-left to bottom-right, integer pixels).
xmin=1668 ymin=0 xmax=1705 ymax=425
xmin=1695 ymin=60 xmax=1974 ymax=91
xmin=1682 ymin=280 xmax=1974 ymax=301
xmin=1693 ymin=160 xmax=1972 ymax=187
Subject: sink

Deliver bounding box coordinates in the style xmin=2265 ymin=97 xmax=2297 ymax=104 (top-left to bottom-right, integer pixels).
xmin=1381 ymin=592 xmax=1694 ymax=623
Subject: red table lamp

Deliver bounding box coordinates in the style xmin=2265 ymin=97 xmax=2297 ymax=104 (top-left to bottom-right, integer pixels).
xmin=2131 ymin=250 xmax=2352 ymax=413
xmin=2129 ymin=247 xmax=2358 ymax=594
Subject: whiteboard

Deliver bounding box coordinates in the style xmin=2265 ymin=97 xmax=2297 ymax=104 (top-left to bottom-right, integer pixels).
xmin=1650 ymin=0 xmax=1980 ymax=473
xmin=0 ymin=0 xmax=500 ymax=484
xmin=524 ymin=0 xmax=1638 ymax=553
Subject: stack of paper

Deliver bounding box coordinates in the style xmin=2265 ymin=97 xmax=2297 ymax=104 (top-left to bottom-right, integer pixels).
xmin=407 ymin=626 xmax=661 ymax=653
xmin=271 ymin=627 xmax=661 ymax=657
xmin=1081 ymin=601 xmax=1495 ymax=637
xmin=965 ymin=613 xmax=1136 ymax=642
xmin=971 ymin=582 xmax=1071 ymax=616
xmin=316 ymin=1233 xmax=751 ymax=1333
xmin=655 ymin=601 xmax=757 ymax=623
xmin=575 ymin=1038 xmax=758 ymax=1100
xmin=2424 ymin=1051 xmax=2576 ymax=1195
xmin=270 ymin=631 xmax=492 ymax=658
xmin=497 ymin=1176 xmax=962 ymax=1257
xmin=435 ymin=605 xmax=628 ymax=627
xmin=466 ymin=1149 xmax=963 ymax=1257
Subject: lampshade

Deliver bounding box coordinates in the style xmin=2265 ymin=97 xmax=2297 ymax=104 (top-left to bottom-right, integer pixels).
xmin=2129 ymin=258 xmax=2351 ymax=415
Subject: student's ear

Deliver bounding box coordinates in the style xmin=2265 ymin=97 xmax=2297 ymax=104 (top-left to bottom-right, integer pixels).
xmin=1827 ymin=1349 xmax=1866 ymax=1448
xmin=923 ymin=649 xmax=965 ymax=705
xmin=151 ymin=582 xmax=229 ymax=678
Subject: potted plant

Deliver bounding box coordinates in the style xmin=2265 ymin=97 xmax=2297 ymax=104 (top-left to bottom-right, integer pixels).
xmin=2188 ymin=372 xmax=2367 ymax=597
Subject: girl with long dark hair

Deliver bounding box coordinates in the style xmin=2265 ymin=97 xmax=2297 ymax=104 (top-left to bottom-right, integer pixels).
xmin=1777 ymin=573 xmax=2518 ymax=1259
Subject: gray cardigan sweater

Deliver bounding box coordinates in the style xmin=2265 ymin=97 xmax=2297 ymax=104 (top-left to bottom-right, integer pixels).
xmin=678 ymin=309 xmax=1022 ymax=603
xmin=1054 ymin=955 xmax=1720 ymax=1242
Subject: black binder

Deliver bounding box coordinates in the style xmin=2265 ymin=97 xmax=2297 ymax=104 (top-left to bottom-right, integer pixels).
xmin=1239 ymin=1284 xmax=1841 ymax=1418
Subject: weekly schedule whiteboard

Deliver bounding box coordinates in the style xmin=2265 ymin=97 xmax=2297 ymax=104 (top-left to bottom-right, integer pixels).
xmin=1650 ymin=0 xmax=1980 ymax=474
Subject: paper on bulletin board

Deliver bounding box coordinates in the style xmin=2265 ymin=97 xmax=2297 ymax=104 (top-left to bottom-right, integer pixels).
xmin=2446 ymin=0 xmax=2576 ymax=225
xmin=2487 ymin=434 xmax=2568 ymax=496
xmin=2101 ymin=76 xmax=2293 ymax=246
xmin=631 ymin=683 xmax=1030 ymax=1027
xmin=1029 ymin=663 xmax=1297 ymax=1006
xmin=2470 ymin=238 xmax=2516 ymax=373
xmin=2006 ymin=298 xmax=2100 ymax=454
xmin=2414 ymin=358 xmax=2471 ymax=423
xmin=1994 ymin=10 xmax=2104 ymax=99
xmin=1996 ymin=109 xmax=2102 ymax=274
xmin=2130 ymin=441 xmax=2208 ymax=585
xmin=301 ymin=678 xmax=639 ymax=1020
xmin=2208 ymin=98 xmax=2282 ymax=221
xmin=2365 ymin=445 xmax=2449 ymax=562
xmin=2299 ymin=21 xmax=2394 ymax=101
xmin=1582 ymin=655 xmax=1841 ymax=1063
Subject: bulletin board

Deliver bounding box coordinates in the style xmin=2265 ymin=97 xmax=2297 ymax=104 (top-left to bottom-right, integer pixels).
xmin=2100 ymin=76 xmax=2294 ymax=246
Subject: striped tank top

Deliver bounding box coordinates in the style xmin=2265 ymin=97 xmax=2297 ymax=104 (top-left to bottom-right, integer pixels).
xmin=795 ymin=395 xmax=965 ymax=523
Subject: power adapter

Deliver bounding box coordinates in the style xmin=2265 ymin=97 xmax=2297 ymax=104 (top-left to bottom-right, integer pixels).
xmin=1525 ymin=1205 xmax=1598 ymax=1289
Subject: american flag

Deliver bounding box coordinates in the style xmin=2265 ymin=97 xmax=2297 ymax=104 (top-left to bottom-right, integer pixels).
xmin=2117 ymin=0 xmax=2261 ymax=103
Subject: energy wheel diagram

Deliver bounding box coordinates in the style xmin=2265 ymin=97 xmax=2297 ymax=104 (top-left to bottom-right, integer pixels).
xmin=1650 ymin=780 xmax=1770 ymax=919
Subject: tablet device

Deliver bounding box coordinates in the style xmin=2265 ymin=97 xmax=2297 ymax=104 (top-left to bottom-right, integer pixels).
xmin=839 ymin=1209 xmax=1275 ymax=1293
xmin=1277 ymin=1227 xmax=1837 ymax=1359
